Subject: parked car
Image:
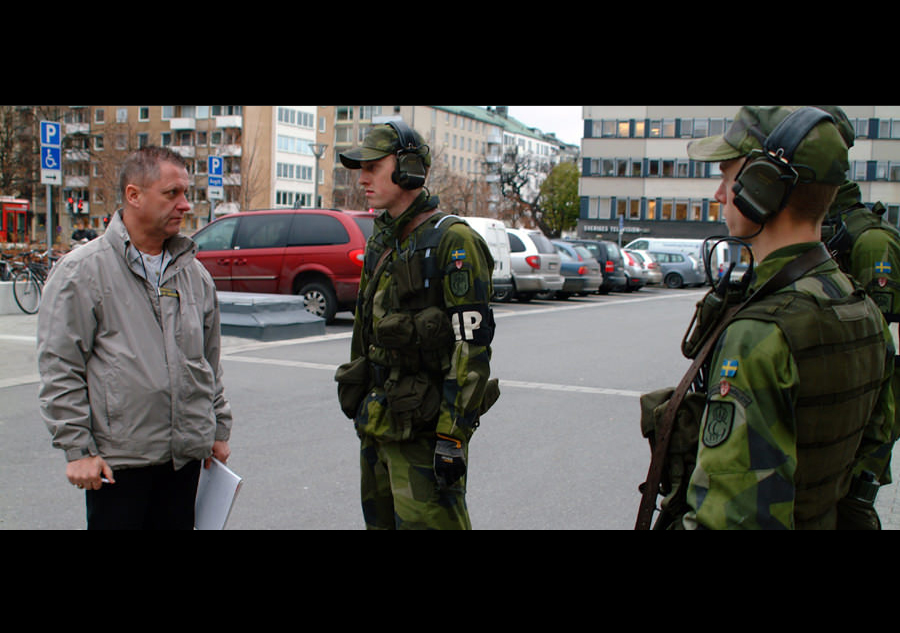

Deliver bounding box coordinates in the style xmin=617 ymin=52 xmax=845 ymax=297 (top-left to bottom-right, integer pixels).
xmin=628 ymin=249 xmax=663 ymax=285
xmin=506 ymin=228 xmax=564 ymax=302
xmin=551 ymin=240 xmax=604 ymax=299
xmin=619 ymin=248 xmax=646 ymax=292
xmin=191 ymin=208 xmax=375 ymax=323
xmin=464 ymin=216 xmax=514 ymax=302
xmin=649 ymin=249 xmax=706 ymax=288
xmin=564 ymin=238 xmax=627 ymax=293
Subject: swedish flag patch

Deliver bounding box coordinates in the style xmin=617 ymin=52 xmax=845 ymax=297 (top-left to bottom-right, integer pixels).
xmin=875 ymin=261 xmax=892 ymax=275
xmin=451 ymin=249 xmax=467 ymax=262
xmin=720 ymin=359 xmax=738 ymax=378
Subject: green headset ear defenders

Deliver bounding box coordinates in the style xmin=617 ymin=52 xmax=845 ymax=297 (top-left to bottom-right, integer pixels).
xmin=732 ymin=107 xmax=835 ymax=225
xmin=387 ymin=120 xmax=428 ymax=191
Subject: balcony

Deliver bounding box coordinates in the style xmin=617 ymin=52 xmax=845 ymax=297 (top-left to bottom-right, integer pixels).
xmin=66 ymin=123 xmax=90 ymax=135
xmin=216 ymin=115 xmax=243 ymax=129
xmin=218 ymin=144 xmax=242 ymax=157
xmin=66 ymin=149 xmax=90 ymax=162
xmin=171 ymin=145 xmax=196 ymax=159
xmin=224 ymin=174 xmax=241 ymax=186
xmin=65 ymin=176 xmax=90 ymax=188
xmin=169 ymin=117 xmax=196 ymax=130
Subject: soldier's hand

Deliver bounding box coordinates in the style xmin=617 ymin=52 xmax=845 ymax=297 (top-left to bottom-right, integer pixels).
xmin=434 ymin=434 xmax=466 ymax=489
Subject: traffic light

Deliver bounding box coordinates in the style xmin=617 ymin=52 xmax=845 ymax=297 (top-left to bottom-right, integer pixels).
xmin=66 ymin=197 xmax=74 ymax=213
xmin=77 ymin=199 xmax=84 ymax=214
xmin=102 ymin=215 xmax=110 ymax=227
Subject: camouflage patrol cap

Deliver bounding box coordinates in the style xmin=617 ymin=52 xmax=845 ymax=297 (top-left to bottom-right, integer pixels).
xmin=338 ymin=123 xmax=432 ymax=170
xmin=686 ymin=106 xmax=850 ymax=185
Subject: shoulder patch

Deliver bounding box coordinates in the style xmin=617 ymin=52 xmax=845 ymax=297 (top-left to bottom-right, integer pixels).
xmin=702 ymin=401 xmax=735 ymax=448
xmin=720 ymin=359 xmax=739 ymax=378
xmin=449 ymin=269 xmax=470 ymax=296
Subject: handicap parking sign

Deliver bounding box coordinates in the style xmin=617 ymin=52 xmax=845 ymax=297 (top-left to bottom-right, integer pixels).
xmin=42 ymin=146 xmax=61 ymax=170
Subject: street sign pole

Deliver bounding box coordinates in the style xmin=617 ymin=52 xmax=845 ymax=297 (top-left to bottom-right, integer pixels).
xmin=207 ymin=155 xmax=224 ymax=223
xmin=40 ymin=121 xmax=62 ymax=254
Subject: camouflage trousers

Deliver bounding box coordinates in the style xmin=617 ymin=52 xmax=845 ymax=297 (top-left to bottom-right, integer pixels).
xmin=359 ymin=433 xmax=471 ymax=530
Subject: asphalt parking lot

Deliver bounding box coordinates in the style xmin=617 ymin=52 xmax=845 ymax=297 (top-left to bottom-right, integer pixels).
xmin=2 ymin=285 xmax=898 ymax=529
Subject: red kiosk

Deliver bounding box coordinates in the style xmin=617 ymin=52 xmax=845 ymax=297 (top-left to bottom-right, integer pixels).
xmin=0 ymin=197 xmax=29 ymax=245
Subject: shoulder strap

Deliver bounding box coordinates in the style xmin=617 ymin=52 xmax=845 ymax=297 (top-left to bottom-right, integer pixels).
xmin=635 ymin=243 xmax=831 ymax=530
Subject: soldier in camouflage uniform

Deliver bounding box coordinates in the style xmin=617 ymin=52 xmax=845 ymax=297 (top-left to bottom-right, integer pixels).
xmin=816 ymin=106 xmax=900 ymax=528
xmin=669 ymin=106 xmax=894 ymax=529
xmin=334 ymin=122 xmax=497 ymax=530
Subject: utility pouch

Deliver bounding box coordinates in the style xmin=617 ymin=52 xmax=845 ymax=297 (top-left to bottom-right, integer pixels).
xmin=479 ymin=378 xmax=500 ymax=416
xmin=334 ymin=357 xmax=371 ymax=419
xmin=383 ymin=372 xmax=440 ymax=430
xmin=375 ymin=312 xmax=415 ymax=348
xmin=639 ymin=387 xmax=706 ymax=529
xmin=414 ymin=306 xmax=454 ymax=371
xmin=375 ymin=312 xmax=419 ymax=372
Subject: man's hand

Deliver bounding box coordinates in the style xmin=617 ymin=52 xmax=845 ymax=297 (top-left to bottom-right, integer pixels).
xmin=434 ymin=434 xmax=466 ymax=488
xmin=205 ymin=440 xmax=231 ymax=469
xmin=66 ymin=455 xmax=114 ymax=490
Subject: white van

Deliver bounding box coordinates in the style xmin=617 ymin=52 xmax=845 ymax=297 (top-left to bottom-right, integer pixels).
xmin=624 ymin=237 xmax=705 ymax=259
xmin=624 ymin=237 xmax=711 ymax=278
xmin=462 ymin=216 xmax=513 ymax=301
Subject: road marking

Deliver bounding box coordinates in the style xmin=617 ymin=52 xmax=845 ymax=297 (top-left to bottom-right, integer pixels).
xmin=223 ymin=357 xmax=644 ymax=398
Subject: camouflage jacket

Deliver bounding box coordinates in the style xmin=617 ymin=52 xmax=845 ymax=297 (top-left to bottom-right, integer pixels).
xmin=682 ymin=242 xmax=895 ymax=529
xmin=832 ymin=205 xmax=900 ymax=484
xmin=348 ymin=192 xmax=495 ymax=444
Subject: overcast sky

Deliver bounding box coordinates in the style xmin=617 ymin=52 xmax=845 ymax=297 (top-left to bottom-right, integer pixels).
xmin=504 ymin=106 xmax=583 ymax=146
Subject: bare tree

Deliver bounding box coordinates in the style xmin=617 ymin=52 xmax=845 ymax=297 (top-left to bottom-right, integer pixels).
xmin=495 ymin=146 xmax=553 ymax=233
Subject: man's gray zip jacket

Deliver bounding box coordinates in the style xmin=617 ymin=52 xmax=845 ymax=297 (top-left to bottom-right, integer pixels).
xmin=37 ymin=210 xmax=233 ymax=471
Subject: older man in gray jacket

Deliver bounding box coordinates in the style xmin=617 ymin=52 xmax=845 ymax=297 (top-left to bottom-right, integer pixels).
xmin=38 ymin=146 xmax=233 ymax=530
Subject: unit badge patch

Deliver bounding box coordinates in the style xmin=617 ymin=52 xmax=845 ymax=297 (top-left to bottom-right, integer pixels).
xmin=449 ymin=269 xmax=470 ymax=296
xmin=703 ymin=401 xmax=735 ymax=448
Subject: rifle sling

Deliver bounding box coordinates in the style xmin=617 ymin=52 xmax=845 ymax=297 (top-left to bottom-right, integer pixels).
xmin=634 ymin=243 xmax=831 ymax=530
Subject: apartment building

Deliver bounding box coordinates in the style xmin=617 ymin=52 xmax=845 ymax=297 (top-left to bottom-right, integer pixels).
xmin=16 ymin=105 xmax=575 ymax=247
xmin=326 ymin=105 xmax=572 ymax=216
xmin=578 ymin=105 xmax=900 ymax=242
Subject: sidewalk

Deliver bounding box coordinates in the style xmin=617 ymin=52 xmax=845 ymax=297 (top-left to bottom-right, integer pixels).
xmin=2 ymin=310 xmax=899 ymax=528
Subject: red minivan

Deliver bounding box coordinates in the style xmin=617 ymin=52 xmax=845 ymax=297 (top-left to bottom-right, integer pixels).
xmin=192 ymin=208 xmax=375 ymax=323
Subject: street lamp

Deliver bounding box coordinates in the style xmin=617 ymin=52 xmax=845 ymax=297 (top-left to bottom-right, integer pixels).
xmin=308 ymin=143 xmax=328 ymax=208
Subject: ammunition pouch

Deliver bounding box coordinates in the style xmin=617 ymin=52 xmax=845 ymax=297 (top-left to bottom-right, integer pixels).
xmin=383 ymin=371 xmax=441 ymax=430
xmin=334 ymin=356 xmax=371 ymax=419
xmin=414 ymin=306 xmax=454 ymax=372
xmin=374 ymin=312 xmax=420 ymax=372
xmin=639 ymin=387 xmax=707 ymax=530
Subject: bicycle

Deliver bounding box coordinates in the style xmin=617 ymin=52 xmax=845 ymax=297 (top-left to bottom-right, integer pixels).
xmin=12 ymin=250 xmax=57 ymax=314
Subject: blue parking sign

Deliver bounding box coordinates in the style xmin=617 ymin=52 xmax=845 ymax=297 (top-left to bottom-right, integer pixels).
xmin=41 ymin=121 xmax=61 ymax=147
xmin=208 ymin=155 xmax=223 ymax=176
xmin=42 ymin=146 xmax=61 ymax=170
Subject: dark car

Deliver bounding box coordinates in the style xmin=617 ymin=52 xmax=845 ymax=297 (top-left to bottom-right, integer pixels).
xmin=191 ymin=208 xmax=375 ymax=323
xmin=564 ymin=238 xmax=627 ymax=293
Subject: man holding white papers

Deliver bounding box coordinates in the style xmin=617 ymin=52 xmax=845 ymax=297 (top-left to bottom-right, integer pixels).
xmin=38 ymin=146 xmax=234 ymax=530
